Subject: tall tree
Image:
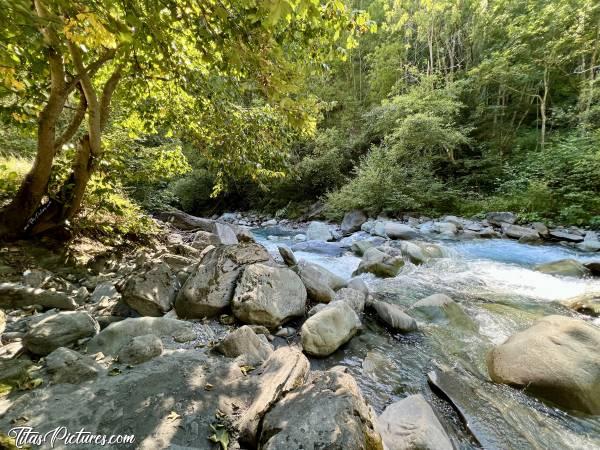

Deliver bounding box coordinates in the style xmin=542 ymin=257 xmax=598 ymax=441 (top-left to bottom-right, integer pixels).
xmin=0 ymin=0 xmax=363 ymax=238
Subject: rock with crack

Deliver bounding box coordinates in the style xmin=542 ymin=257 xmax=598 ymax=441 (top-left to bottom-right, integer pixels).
xmin=86 ymin=317 xmax=194 ymax=356
xmin=117 ymin=334 xmax=164 ymax=365
xmin=45 ymin=347 xmax=105 ymax=384
xmin=214 ymin=325 xmax=273 ymax=366
xmin=237 ymin=346 xmax=309 ymax=446
xmin=23 ymin=311 xmax=99 ymax=356
xmin=301 ymin=302 xmax=360 ymax=357
xmin=377 ymin=394 xmax=452 ymax=450
xmin=294 ymin=260 xmax=347 ymax=303
xmin=232 ymin=264 xmax=307 ymax=329
xmin=0 ymin=282 xmax=77 ymax=311
xmin=175 ymin=243 xmax=270 ymax=318
xmin=122 ymin=262 xmax=178 ymax=316
xmin=487 ymin=315 xmax=600 ymax=414
xmin=259 ymin=367 xmax=383 ymax=449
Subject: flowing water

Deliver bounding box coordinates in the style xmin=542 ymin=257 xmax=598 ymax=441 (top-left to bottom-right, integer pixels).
xmin=253 ymin=228 xmax=600 ymax=450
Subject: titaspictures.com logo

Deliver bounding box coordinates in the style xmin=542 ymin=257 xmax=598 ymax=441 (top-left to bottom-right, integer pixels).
xmin=7 ymin=427 xmax=135 ymax=448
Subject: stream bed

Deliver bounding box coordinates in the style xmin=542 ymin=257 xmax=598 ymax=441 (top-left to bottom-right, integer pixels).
xmin=253 ymin=227 xmax=600 ymax=450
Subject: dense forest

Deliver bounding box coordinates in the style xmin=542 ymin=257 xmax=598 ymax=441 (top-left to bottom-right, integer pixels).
xmin=1 ymin=0 xmax=599 ymax=239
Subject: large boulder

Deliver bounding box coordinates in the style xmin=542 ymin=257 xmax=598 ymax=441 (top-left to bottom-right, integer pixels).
xmin=232 ymin=264 xmax=307 ymax=329
xmin=117 ymin=334 xmax=164 ymax=365
xmin=122 ymin=262 xmax=177 ymax=316
xmin=341 ymin=210 xmax=368 ymax=234
xmin=175 ymin=243 xmax=270 ymax=318
xmin=534 ymin=259 xmax=590 ymax=278
xmin=214 ymin=325 xmax=273 ymax=366
xmin=295 ymin=261 xmax=347 ymax=303
xmin=86 ymin=317 xmax=194 ymax=355
xmin=45 ymin=347 xmax=105 ymax=384
xmin=372 ymin=300 xmax=417 ymax=332
xmin=301 ymin=302 xmax=360 ymax=357
xmin=306 ymin=221 xmax=333 ymax=241
xmin=354 ymin=247 xmax=405 ymax=278
xmin=23 ymin=311 xmax=99 ymax=356
xmin=384 ymin=222 xmax=419 ymax=240
xmin=291 ymin=240 xmax=345 ymax=257
xmin=0 ymin=282 xmax=77 ymax=310
xmin=487 ymin=315 xmax=600 ymax=414
xmin=259 ymin=367 xmax=383 ymax=450
xmin=486 ymin=211 xmax=516 ymax=226
xmin=377 ymin=394 xmax=452 ymax=450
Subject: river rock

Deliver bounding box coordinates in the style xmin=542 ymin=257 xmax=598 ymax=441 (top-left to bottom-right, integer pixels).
xmin=90 ymin=282 xmax=119 ymax=303
xmin=215 ymin=326 xmax=273 ymax=365
xmin=351 ymin=239 xmax=378 ymax=256
xmin=577 ymin=240 xmax=600 ymax=252
xmin=0 ymin=347 xmax=305 ymax=450
xmin=86 ymin=317 xmax=194 ymax=355
xmin=487 ymin=315 xmax=600 ymax=414
xmin=548 ymin=229 xmax=584 ymax=243
xmin=385 ymin=222 xmax=419 ymax=240
xmin=534 ymin=259 xmax=590 ymax=277
xmin=585 ymin=261 xmax=600 ymax=276
xmin=347 ymin=277 xmax=369 ymax=295
xmin=332 ymin=288 xmax=366 ymax=313
xmin=301 ymin=302 xmax=360 ymax=357
xmin=377 ymin=394 xmax=452 ymax=450
xmin=24 ymin=311 xmax=99 ymax=356
xmin=175 ymin=243 xmax=270 ymax=318
xmin=295 ymin=261 xmax=347 ymax=303
xmin=232 ymin=264 xmax=307 ymax=329
xmin=562 ymin=292 xmax=600 ymax=317
xmin=372 ymin=300 xmax=417 ymax=332
xmin=45 ymin=347 xmax=105 ymax=384
xmin=432 ymin=221 xmax=458 ymax=237
xmin=306 ymin=221 xmax=333 ymax=241
xmin=117 ymin=334 xmax=164 ymax=365
xmin=277 ymin=245 xmax=297 ymax=267
xmin=354 ymin=247 xmax=405 ymax=278
xmin=398 ymin=241 xmax=429 ymax=264
xmin=486 ymin=211 xmax=516 ymax=226
xmin=190 ymin=230 xmax=220 ymax=251
xmin=0 ymin=282 xmax=78 ymax=311
xmin=408 ymin=294 xmax=476 ymax=330
xmin=122 ymin=262 xmax=177 ymax=316
xmin=237 ymin=347 xmax=310 ymax=445
xmin=259 ymin=367 xmax=383 ymax=450
xmin=212 ymin=222 xmax=239 ymax=245
xmin=341 ymin=210 xmax=368 ymax=234
xmin=0 ymin=310 xmax=5 ymax=336
xmin=502 ymin=224 xmax=540 ymax=240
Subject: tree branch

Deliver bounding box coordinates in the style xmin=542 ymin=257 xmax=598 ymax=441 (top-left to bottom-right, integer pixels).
xmin=54 ymin=83 xmax=87 ymax=152
xmin=100 ymin=65 xmax=123 ymax=131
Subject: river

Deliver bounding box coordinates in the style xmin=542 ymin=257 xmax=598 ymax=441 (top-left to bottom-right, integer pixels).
xmin=253 ymin=226 xmax=600 ymax=450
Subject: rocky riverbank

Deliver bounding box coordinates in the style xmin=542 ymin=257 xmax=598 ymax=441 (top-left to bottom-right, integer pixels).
xmin=0 ymin=208 xmax=599 ymax=449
